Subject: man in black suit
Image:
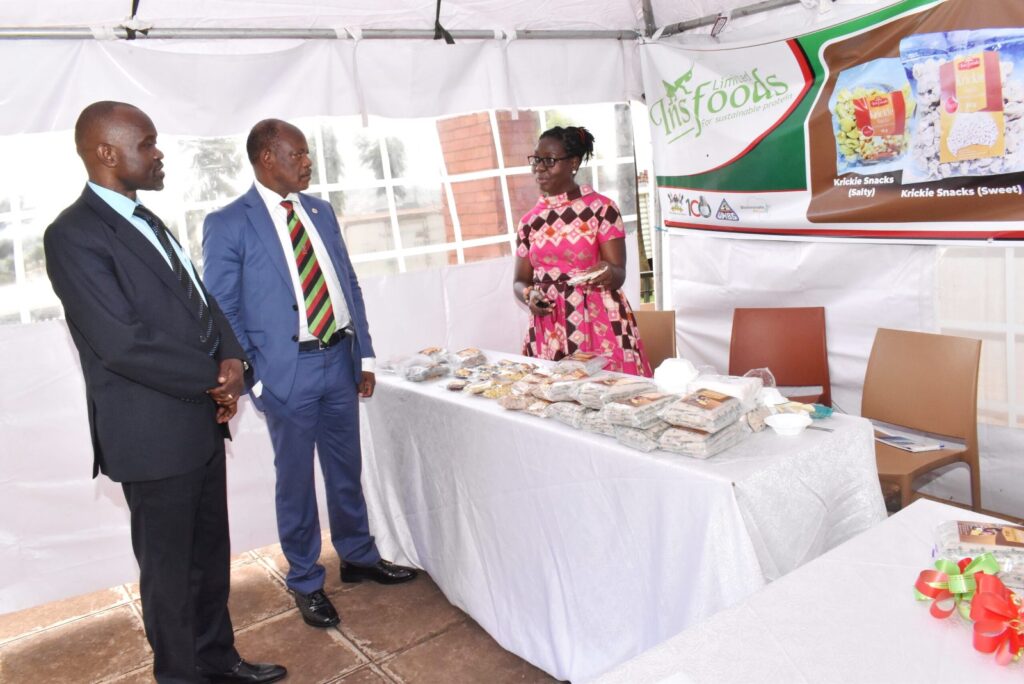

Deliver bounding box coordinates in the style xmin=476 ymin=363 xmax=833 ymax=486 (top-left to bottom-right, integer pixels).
xmin=44 ymin=101 xmax=286 ymax=684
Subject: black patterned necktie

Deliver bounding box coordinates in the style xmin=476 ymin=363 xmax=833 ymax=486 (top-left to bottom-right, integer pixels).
xmin=133 ymin=204 xmax=220 ymax=357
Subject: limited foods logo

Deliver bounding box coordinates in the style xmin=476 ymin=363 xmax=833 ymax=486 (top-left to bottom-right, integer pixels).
xmin=650 ymin=62 xmax=791 ymax=145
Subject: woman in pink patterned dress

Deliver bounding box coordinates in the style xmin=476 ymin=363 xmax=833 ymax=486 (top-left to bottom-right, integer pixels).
xmin=513 ymin=126 xmax=652 ymax=376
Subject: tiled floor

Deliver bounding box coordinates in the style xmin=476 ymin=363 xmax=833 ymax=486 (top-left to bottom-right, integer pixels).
xmin=0 ymin=540 xmax=559 ymax=684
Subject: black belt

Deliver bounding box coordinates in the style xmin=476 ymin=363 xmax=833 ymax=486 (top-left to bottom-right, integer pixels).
xmin=298 ymin=328 xmax=351 ymax=352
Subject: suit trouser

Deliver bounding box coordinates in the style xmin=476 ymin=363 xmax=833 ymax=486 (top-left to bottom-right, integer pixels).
xmin=122 ymin=446 xmax=238 ymax=684
xmin=261 ymin=337 xmax=380 ymax=595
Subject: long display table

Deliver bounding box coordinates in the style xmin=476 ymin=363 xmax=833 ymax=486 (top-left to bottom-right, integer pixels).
xmin=359 ymin=366 xmax=886 ymax=681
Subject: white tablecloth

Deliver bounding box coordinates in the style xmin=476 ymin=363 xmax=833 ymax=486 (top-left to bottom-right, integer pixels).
xmin=595 ymin=499 xmax=1021 ymax=684
xmin=359 ymin=370 xmax=886 ymax=682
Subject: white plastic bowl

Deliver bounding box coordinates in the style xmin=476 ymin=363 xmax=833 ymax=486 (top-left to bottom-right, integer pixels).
xmin=764 ymin=412 xmax=812 ymax=436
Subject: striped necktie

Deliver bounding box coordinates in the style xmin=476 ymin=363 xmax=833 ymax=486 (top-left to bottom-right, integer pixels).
xmin=133 ymin=204 xmax=220 ymax=357
xmin=281 ymin=200 xmax=337 ymax=343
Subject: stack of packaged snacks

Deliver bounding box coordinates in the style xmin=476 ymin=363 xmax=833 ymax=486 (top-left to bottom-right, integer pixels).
xmin=532 ymin=369 xmax=591 ymax=402
xmin=655 ymin=389 xmax=747 ymax=459
xmin=553 ymin=351 xmax=610 ymax=375
xmin=659 ymin=422 xmax=745 ymax=459
xmin=659 ymin=389 xmax=743 ymax=433
xmin=572 ymin=376 xmax=658 ymax=410
xmin=545 ymin=401 xmax=590 ymax=429
xmin=614 ymin=421 xmax=672 ymax=453
xmin=579 ymin=408 xmax=618 ymax=437
xmin=600 ymin=392 xmax=678 ymax=429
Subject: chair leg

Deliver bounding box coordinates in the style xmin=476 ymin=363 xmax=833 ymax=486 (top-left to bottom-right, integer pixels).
xmin=899 ymin=476 xmax=915 ymax=510
xmin=969 ymin=464 xmax=982 ymax=512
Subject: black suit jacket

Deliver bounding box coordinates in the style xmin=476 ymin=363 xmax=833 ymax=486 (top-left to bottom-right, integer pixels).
xmin=44 ymin=185 xmax=249 ymax=482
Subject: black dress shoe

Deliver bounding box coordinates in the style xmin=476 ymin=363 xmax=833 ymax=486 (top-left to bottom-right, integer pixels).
xmin=341 ymin=559 xmax=418 ymax=585
xmin=200 ymin=658 xmax=287 ymax=683
xmin=292 ymin=588 xmax=340 ymax=627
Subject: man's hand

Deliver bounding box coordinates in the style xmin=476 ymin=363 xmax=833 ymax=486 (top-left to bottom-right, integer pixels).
xmin=208 ymin=358 xmax=245 ymax=407
xmin=215 ymin=401 xmax=238 ymax=424
xmin=359 ymin=371 xmax=376 ymax=398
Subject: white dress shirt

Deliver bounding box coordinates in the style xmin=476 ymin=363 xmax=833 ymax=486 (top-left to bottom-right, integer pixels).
xmin=254 ymin=180 xmax=373 ymax=372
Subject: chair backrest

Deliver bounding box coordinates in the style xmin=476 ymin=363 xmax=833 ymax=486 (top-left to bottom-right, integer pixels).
xmin=728 ymin=306 xmax=831 ymax=406
xmin=861 ymin=328 xmax=981 ymax=445
xmin=633 ymin=309 xmax=677 ymax=372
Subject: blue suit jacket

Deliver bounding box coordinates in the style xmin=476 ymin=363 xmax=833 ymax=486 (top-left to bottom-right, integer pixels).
xmin=202 ymin=185 xmax=374 ymax=408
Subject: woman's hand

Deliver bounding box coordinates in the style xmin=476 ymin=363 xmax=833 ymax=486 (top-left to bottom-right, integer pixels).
xmin=584 ymin=261 xmax=619 ymax=289
xmin=527 ymin=288 xmax=554 ymax=317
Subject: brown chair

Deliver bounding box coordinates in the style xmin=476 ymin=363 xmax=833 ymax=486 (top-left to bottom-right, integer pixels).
xmin=728 ymin=307 xmax=831 ymax=406
xmin=862 ymin=328 xmax=982 ymax=511
xmin=633 ymin=309 xmax=677 ymax=372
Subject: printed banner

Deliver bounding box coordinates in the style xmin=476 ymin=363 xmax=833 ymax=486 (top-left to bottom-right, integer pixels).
xmin=641 ymin=0 xmax=1024 ymax=240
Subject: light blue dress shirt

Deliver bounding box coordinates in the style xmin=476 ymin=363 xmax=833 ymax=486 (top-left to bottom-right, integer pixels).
xmin=88 ymin=181 xmax=207 ymax=304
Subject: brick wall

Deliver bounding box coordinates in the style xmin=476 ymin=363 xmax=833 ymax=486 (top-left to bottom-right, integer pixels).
xmin=436 ymin=110 xmax=542 ymax=264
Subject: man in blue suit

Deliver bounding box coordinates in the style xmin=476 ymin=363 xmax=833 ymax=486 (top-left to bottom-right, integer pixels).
xmin=203 ymin=119 xmax=416 ymax=628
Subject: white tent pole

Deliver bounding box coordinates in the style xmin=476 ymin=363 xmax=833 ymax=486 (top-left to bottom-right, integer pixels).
xmin=641 ymin=0 xmax=657 ymax=38
xmin=0 ymin=26 xmax=640 ymax=40
xmin=659 ymin=0 xmax=804 ymax=37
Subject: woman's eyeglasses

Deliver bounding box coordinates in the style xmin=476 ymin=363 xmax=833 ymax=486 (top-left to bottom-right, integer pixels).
xmin=527 ymin=155 xmax=570 ymax=168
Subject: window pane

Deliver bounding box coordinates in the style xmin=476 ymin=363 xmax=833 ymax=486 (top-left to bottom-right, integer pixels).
xmin=22 ymin=232 xmax=46 ymax=283
xmin=450 ymin=178 xmax=507 ymax=240
xmin=185 ymin=209 xmax=208 ymax=270
xmin=405 ymin=251 xmax=453 ymax=273
xmin=597 ymin=162 xmax=638 ymax=216
xmin=497 ymin=110 xmax=543 ymax=168
xmin=21 ymin=228 xmax=60 ymax=320
xmin=541 ymin=103 xmax=633 ymax=161
xmin=321 ymin=122 xmax=383 ymax=184
xmin=437 ymin=113 xmax=497 ymax=174
xmin=178 ymin=137 xmax=248 ymax=203
xmin=938 ymin=248 xmax=1005 ymax=323
xmin=381 ymin=120 xmax=445 ymax=179
xmin=0 ymin=225 xmax=13 ymax=286
xmin=464 ymin=241 xmax=511 ymax=263
xmin=507 ymin=174 xmax=539 ymax=226
xmin=398 ymin=211 xmax=448 ymax=250
xmin=331 ymin=189 xmax=394 ymax=254
xmin=353 ymin=259 xmax=399 ymax=280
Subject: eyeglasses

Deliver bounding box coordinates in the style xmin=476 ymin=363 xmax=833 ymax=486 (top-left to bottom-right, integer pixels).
xmin=527 ymin=155 xmax=571 ymax=168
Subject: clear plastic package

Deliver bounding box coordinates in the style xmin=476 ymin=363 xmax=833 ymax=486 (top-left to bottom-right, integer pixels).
xmin=659 ymin=422 xmax=745 ymax=459
xmin=659 ymin=389 xmax=743 ymax=433
xmin=524 ymin=398 xmax=552 ymax=417
xmin=686 ymin=374 xmax=763 ymax=410
xmin=498 ymin=394 xmax=532 ymax=411
xmin=614 ymin=421 xmax=671 ymax=452
xmin=934 ymin=519 xmax=1024 ymax=591
xmin=532 ymin=370 xmax=590 ymax=402
xmin=553 ymin=351 xmax=609 ymax=375
xmin=579 ymin=408 xmax=618 ymax=437
xmin=545 ymin=401 xmax=589 ymax=429
xmin=601 ymin=392 xmax=678 ymax=429
xmin=572 ymin=375 xmax=657 ymax=409
xmin=417 ymin=346 xmax=448 ymax=362
xmin=449 ymin=347 xmax=487 ymax=370
xmin=404 ymin=362 xmax=449 ymax=382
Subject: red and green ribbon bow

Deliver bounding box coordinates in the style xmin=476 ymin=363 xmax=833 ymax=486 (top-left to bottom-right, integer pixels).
xmin=969 ymin=573 xmax=1024 ymax=666
xmin=914 ymin=553 xmax=1001 ymax=619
